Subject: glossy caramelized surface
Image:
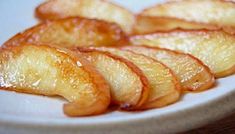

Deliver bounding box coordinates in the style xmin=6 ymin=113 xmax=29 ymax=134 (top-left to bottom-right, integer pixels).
xmin=133 ymin=15 xmax=218 ymax=34
xmin=93 ymin=47 xmax=181 ymax=109
xmin=0 ymin=44 xmax=110 ymax=116
xmin=130 ymin=30 xmax=235 ymax=78
xmin=74 ymin=48 xmax=149 ymax=109
xmin=141 ymin=0 xmax=235 ymax=32
xmin=122 ymin=46 xmax=215 ymax=92
xmin=36 ymin=0 xmax=135 ymax=34
xmin=4 ymin=17 xmax=128 ymax=48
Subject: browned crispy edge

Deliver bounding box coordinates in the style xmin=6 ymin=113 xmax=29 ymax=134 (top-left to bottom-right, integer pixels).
xmin=132 ymin=15 xmax=221 ymax=35
xmin=3 ymin=17 xmax=129 ymax=48
xmin=140 ymin=89 xmax=180 ymax=109
xmin=131 ymin=28 xmax=231 ymax=36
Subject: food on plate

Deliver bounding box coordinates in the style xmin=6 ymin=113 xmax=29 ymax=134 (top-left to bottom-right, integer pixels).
xmin=35 ymin=0 xmax=135 ymax=34
xmin=121 ymin=46 xmax=215 ymax=92
xmin=1 ymin=0 xmax=234 ymax=117
xmin=92 ymin=47 xmax=181 ymax=109
xmin=130 ymin=30 xmax=235 ymax=78
xmin=3 ymin=17 xmax=128 ymax=48
xmin=73 ymin=48 xmax=150 ymax=109
xmin=133 ymin=15 xmax=218 ymax=34
xmin=139 ymin=0 xmax=235 ymax=34
xmin=0 ymin=44 xmax=111 ymax=116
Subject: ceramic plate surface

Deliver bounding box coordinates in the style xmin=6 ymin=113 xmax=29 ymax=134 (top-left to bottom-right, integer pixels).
xmin=0 ymin=0 xmax=235 ymax=134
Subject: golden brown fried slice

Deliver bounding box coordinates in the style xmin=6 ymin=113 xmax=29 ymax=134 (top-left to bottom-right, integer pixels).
xmin=36 ymin=0 xmax=135 ymax=34
xmin=122 ymin=46 xmax=215 ymax=92
xmin=130 ymin=30 xmax=235 ymax=78
xmin=133 ymin=15 xmax=218 ymax=34
xmin=0 ymin=44 xmax=110 ymax=117
xmin=140 ymin=0 xmax=235 ymax=34
xmin=4 ymin=17 xmax=128 ymax=48
xmin=92 ymin=47 xmax=181 ymax=109
xmin=73 ymin=48 xmax=150 ymax=109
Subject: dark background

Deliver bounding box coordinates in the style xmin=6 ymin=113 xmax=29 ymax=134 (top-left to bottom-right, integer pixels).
xmin=183 ymin=112 xmax=235 ymax=134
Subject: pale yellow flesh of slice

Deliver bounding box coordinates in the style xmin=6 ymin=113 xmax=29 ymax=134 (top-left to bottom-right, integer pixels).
xmin=75 ymin=49 xmax=149 ymax=109
xmin=130 ymin=30 xmax=235 ymax=78
xmin=0 ymin=44 xmax=110 ymax=116
xmin=36 ymin=0 xmax=135 ymax=34
xmin=141 ymin=0 xmax=235 ymax=32
xmin=4 ymin=17 xmax=128 ymax=48
xmin=122 ymin=46 xmax=215 ymax=92
xmin=92 ymin=47 xmax=181 ymax=109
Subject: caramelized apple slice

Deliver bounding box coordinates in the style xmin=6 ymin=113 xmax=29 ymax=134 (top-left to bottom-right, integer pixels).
xmin=130 ymin=30 xmax=235 ymax=78
xmin=35 ymin=0 xmax=135 ymax=34
xmin=4 ymin=17 xmax=128 ymax=48
xmin=133 ymin=15 xmax=218 ymax=34
xmin=145 ymin=89 xmax=180 ymax=109
xmin=73 ymin=48 xmax=149 ymax=109
xmin=92 ymin=47 xmax=181 ymax=109
xmin=122 ymin=46 xmax=215 ymax=92
xmin=0 ymin=44 xmax=110 ymax=116
xmin=140 ymin=0 xmax=235 ymax=34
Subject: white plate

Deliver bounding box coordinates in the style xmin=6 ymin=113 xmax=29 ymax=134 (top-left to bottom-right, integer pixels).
xmin=0 ymin=0 xmax=235 ymax=134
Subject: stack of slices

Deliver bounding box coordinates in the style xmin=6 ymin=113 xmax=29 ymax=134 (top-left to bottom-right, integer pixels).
xmin=1 ymin=0 xmax=235 ymax=117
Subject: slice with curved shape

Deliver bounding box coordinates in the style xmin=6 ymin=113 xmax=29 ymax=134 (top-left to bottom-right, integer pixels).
xmin=122 ymin=46 xmax=215 ymax=92
xmin=92 ymin=47 xmax=181 ymax=109
xmin=4 ymin=17 xmax=128 ymax=48
xmin=133 ymin=15 xmax=218 ymax=34
xmin=0 ymin=44 xmax=110 ymax=117
xmin=140 ymin=0 xmax=235 ymax=34
xmin=130 ymin=30 xmax=235 ymax=78
xmin=72 ymin=48 xmax=150 ymax=109
xmin=35 ymin=0 xmax=135 ymax=34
